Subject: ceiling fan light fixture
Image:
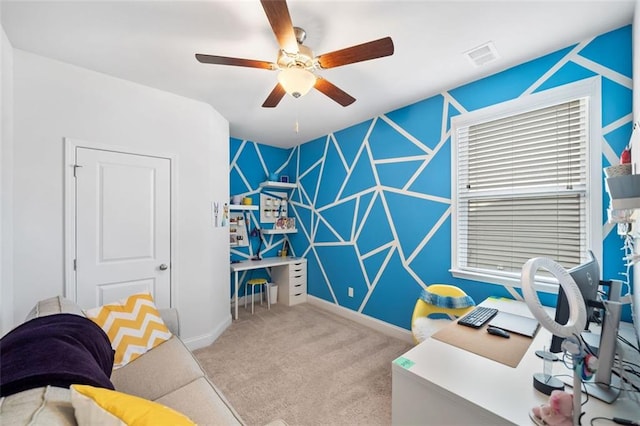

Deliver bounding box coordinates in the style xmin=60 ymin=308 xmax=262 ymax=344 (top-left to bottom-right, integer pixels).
xmin=277 ymin=67 xmax=316 ymax=98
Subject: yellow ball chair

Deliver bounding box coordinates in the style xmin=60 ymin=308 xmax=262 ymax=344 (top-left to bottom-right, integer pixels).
xmin=411 ymin=284 xmax=475 ymax=344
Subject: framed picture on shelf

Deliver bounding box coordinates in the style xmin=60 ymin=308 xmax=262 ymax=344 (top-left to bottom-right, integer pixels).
xmin=275 ymin=217 xmax=287 ymax=230
xmin=279 ymin=175 xmax=289 ymax=183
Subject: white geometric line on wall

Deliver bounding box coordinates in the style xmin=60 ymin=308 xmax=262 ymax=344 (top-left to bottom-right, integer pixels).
xmin=443 ymin=92 xmax=468 ymax=116
xmin=402 ymin=134 xmax=449 ymax=192
xmin=360 ymin=241 xmax=396 ymax=262
xmin=350 ymin=196 xmax=361 ymax=241
xmin=602 ymin=138 xmax=619 ymax=169
xmin=364 ymin=141 xmax=382 ymax=186
xmin=310 ymin=246 xmax=339 ymax=304
xmin=235 ymin=166 xmax=253 ymax=195
xmin=402 ymin=159 xmax=430 ymax=193
xmin=315 ymin=213 xmax=347 ymax=243
xmin=277 ymin=148 xmax=297 ymax=176
xmin=574 ymin=56 xmax=633 ymax=89
xmin=336 ymin=142 xmax=368 ymax=202
xmin=378 ymin=190 xmax=406 ymax=260
xmin=600 ymin=113 xmax=632 ymax=187
xmin=229 ymin=139 xmax=246 ymax=167
xmin=522 ymin=41 xmax=587 ymax=97
xmin=329 ymin=133 xmax=350 ymax=172
xmin=379 ymin=115 xmax=433 ymax=154
xmin=358 ymin=245 xmax=397 ymax=313
xmin=310 ymin=141 xmax=330 ymax=207
xmin=382 ymin=186 xmax=451 ymax=205
xmin=604 ymin=113 xmax=633 ymax=135
xmin=297 ymin=174 xmax=315 ymax=207
xmin=505 ymin=286 xmax=524 ymax=301
xmin=288 ymin=203 xmax=312 ymax=242
xmin=440 ymin=99 xmax=450 ymax=139
xmin=253 ymin=141 xmax=271 ymax=181
xmin=373 ymin=155 xmax=430 ymax=164
xmin=406 ymin=206 xmax=452 ymax=265
xmin=298 ymin=157 xmax=324 ymax=180
xmin=353 ymin=190 xmax=379 ymax=242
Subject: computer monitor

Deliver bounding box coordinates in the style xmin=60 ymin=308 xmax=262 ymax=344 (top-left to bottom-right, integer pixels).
xmin=633 ymin=259 xmax=640 ymax=350
xmin=548 ymin=251 xmax=625 ymax=403
xmin=550 ymin=250 xmax=600 ymax=353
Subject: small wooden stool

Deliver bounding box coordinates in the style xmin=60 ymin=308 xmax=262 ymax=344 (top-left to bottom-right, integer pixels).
xmin=244 ymin=278 xmax=270 ymax=314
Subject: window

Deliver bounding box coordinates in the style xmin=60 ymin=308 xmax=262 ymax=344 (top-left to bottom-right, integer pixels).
xmin=451 ymin=79 xmax=602 ymax=287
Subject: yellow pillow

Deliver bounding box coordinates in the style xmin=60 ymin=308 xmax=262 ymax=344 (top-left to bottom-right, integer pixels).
xmin=70 ymin=384 xmax=195 ymax=426
xmin=85 ymin=292 xmax=172 ymax=369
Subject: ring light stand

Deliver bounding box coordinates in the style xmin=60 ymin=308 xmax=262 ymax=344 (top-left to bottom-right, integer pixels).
xmin=522 ymin=257 xmax=588 ymax=426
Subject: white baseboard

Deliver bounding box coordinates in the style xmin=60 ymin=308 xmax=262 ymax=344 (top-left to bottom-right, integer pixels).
xmin=230 ymin=293 xmax=269 ymax=309
xmin=307 ymin=295 xmax=413 ymax=344
xmin=182 ymin=314 xmax=232 ymax=351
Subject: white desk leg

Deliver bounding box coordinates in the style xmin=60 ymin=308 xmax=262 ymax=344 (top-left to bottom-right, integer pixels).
xmin=234 ymin=271 xmax=239 ymax=320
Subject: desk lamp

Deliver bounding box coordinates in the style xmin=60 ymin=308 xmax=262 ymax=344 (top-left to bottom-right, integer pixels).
xmin=251 ymin=227 xmax=263 ymax=260
xmin=521 ymin=257 xmax=587 ymax=426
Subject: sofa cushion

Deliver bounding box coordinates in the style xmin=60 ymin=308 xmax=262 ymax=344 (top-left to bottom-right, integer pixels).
xmin=25 ymin=295 xmax=85 ymax=320
xmin=155 ymin=377 xmax=243 ymax=426
xmin=0 ymin=314 xmax=115 ymax=398
xmin=110 ymin=336 xmax=204 ymax=401
xmin=0 ymin=386 xmax=76 ymax=425
xmin=85 ymin=292 xmax=172 ymax=369
xmin=70 ymin=384 xmax=195 ymax=425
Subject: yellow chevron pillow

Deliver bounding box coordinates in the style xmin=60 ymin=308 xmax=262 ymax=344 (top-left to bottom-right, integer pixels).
xmin=85 ymin=292 xmax=172 ymax=369
xmin=71 ymin=384 xmax=195 ymax=425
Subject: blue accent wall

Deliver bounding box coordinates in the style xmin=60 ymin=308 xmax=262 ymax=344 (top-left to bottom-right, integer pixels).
xmin=229 ymin=25 xmax=633 ymax=328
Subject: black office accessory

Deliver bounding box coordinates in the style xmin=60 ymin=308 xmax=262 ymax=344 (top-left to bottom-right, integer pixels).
xmin=457 ymin=306 xmax=498 ymax=328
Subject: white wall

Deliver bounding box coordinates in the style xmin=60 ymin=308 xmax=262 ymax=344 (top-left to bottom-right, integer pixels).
xmin=10 ymin=49 xmax=230 ymax=348
xmin=634 ymin=0 xmax=640 ymax=171
xmin=1 ymin=25 xmax=15 ymax=337
xmin=632 ymin=0 xmax=639 ymax=339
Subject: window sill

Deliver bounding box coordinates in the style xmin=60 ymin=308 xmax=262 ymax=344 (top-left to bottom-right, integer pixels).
xmin=450 ymin=268 xmax=559 ymax=294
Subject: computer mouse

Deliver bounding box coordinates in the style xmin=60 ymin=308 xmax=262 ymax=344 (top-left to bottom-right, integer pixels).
xmin=487 ymin=326 xmax=510 ymax=338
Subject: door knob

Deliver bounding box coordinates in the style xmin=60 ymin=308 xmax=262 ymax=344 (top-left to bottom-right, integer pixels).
xmin=159 ymin=264 xmax=169 ymax=271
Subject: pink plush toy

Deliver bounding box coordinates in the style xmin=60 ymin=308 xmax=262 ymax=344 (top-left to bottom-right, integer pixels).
xmin=531 ymin=390 xmax=574 ymax=426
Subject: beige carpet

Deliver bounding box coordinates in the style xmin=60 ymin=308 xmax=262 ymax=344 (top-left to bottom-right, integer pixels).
xmin=193 ymin=302 xmax=412 ymax=426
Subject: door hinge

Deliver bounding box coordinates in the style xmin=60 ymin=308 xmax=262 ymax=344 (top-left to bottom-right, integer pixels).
xmin=73 ymin=259 xmax=77 ymax=271
xmin=73 ymin=164 xmax=83 ymax=177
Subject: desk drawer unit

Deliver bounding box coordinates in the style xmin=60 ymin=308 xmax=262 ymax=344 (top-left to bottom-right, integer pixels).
xmin=272 ymin=259 xmax=307 ymax=306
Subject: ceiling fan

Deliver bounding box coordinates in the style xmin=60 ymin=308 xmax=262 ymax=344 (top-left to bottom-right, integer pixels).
xmin=195 ymin=0 xmax=394 ymax=108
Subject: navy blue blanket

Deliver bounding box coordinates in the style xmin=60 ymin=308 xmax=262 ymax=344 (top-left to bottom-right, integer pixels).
xmin=0 ymin=313 xmax=115 ymax=397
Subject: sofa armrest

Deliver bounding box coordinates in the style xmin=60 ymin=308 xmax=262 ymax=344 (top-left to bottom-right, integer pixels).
xmin=159 ymin=308 xmax=180 ymax=337
xmin=24 ymin=296 xmax=85 ymax=321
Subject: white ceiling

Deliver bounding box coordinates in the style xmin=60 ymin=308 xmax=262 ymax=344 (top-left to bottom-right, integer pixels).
xmin=1 ymin=0 xmax=636 ymax=148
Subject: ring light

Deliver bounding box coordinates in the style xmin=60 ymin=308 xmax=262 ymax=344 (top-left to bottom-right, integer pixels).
xmin=521 ymin=257 xmax=587 ymax=338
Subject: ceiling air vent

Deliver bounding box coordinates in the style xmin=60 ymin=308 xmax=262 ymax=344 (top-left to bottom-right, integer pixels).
xmin=464 ymin=41 xmax=499 ymax=67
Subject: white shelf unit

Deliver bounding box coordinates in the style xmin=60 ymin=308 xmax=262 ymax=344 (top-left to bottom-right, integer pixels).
xmin=262 ymin=228 xmax=297 ymax=235
xmin=259 ymin=181 xmax=297 ymax=189
xmin=258 ymin=180 xmax=298 ymax=234
xmin=271 ymin=258 xmax=307 ymax=306
xmin=229 ymin=212 xmax=250 ymax=247
xmin=229 ymin=204 xmax=258 ymax=211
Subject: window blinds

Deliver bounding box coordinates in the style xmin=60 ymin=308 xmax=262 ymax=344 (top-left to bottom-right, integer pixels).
xmin=456 ymin=98 xmax=587 ymax=275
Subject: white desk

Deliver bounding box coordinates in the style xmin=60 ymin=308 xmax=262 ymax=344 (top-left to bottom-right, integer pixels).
xmin=229 ymin=257 xmax=305 ymax=320
xmin=392 ymin=298 xmax=639 ymax=425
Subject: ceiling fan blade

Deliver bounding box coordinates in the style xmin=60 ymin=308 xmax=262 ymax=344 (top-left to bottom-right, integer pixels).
xmin=317 ymin=37 xmax=394 ymax=69
xmin=314 ymin=78 xmax=356 ymax=107
xmin=260 ymin=0 xmax=298 ymax=54
xmin=195 ymin=54 xmax=276 ymax=70
xmin=262 ymin=83 xmax=287 ymax=108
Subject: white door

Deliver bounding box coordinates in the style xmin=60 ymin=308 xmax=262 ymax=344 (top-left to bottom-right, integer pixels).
xmin=73 ymin=147 xmax=171 ymax=309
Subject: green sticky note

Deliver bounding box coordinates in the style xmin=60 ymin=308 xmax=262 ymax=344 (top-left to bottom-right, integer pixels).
xmin=393 ymin=356 xmax=415 ymax=369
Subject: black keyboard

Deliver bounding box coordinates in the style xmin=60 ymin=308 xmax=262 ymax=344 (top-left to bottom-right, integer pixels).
xmin=457 ymin=306 xmax=499 ymax=328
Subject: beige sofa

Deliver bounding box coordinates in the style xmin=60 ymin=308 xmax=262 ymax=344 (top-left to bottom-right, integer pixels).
xmin=0 ymin=296 xmax=254 ymax=425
